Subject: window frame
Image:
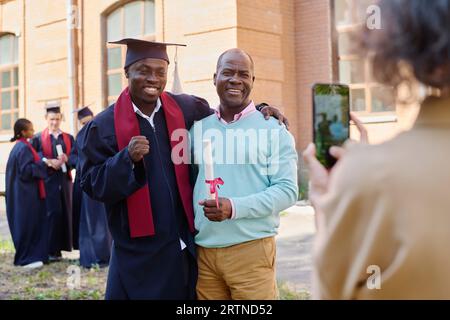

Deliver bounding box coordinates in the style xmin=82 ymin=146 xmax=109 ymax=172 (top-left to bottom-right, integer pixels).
xmin=0 ymin=33 xmax=19 ymax=133
xmin=333 ymin=0 xmax=396 ymax=117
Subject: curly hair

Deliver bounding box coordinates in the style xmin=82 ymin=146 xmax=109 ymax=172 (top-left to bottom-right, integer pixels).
xmin=358 ymin=0 xmax=450 ymax=90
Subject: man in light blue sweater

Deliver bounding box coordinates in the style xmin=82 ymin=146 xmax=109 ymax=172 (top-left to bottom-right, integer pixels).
xmin=190 ymin=48 xmax=298 ymax=300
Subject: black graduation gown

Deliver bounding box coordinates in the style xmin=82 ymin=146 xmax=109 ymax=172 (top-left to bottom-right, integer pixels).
xmin=78 ymin=191 xmax=112 ymax=267
xmin=72 ymin=168 xmax=82 ymax=250
xmin=78 ymin=93 xmax=212 ymax=300
xmin=73 ymin=136 xmax=112 ymax=268
xmin=31 ymin=132 xmax=77 ymax=255
xmin=5 ymin=142 xmax=49 ymax=266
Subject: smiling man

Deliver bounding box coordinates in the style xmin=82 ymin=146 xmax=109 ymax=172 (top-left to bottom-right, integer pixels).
xmin=191 ymin=49 xmax=299 ymax=300
xmin=77 ymin=39 xmax=288 ymax=300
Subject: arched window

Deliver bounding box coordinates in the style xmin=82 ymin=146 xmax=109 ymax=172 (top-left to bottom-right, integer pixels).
xmin=0 ymin=33 xmax=19 ymax=132
xmin=105 ymin=0 xmax=156 ymax=105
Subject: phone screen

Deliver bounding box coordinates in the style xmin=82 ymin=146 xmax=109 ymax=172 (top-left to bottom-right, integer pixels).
xmin=313 ymin=84 xmax=350 ymax=169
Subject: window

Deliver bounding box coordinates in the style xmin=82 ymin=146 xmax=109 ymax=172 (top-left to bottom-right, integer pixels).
xmin=105 ymin=0 xmax=156 ymax=106
xmin=0 ymin=34 xmax=19 ymax=132
xmin=334 ymin=0 xmax=395 ymax=115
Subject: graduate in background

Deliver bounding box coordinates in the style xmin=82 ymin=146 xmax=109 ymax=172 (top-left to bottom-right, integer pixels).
xmin=6 ymin=119 xmax=49 ymax=268
xmin=31 ymin=104 xmax=76 ymax=260
xmin=72 ymin=106 xmax=112 ymax=268
xmin=77 ymin=38 xmax=288 ymax=300
xmin=71 ymin=106 xmax=93 ymax=250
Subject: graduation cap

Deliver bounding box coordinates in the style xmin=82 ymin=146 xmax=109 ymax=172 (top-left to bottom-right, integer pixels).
xmin=45 ymin=102 xmax=61 ymax=114
xmin=108 ymin=38 xmax=186 ymax=69
xmin=73 ymin=106 xmax=94 ymax=120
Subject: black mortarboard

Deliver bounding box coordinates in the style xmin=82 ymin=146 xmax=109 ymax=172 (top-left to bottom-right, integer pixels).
xmin=73 ymin=106 xmax=94 ymax=120
xmin=45 ymin=102 xmax=61 ymax=114
xmin=108 ymin=38 xmax=186 ymax=69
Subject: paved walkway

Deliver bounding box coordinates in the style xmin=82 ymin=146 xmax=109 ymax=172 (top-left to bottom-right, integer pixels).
xmin=276 ymin=205 xmax=315 ymax=292
xmin=0 ymin=198 xmax=10 ymax=242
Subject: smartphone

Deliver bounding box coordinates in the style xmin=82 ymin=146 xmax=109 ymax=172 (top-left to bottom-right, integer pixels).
xmin=312 ymin=83 xmax=350 ymax=169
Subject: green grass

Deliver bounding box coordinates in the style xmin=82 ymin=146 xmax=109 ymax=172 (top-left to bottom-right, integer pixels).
xmin=0 ymin=240 xmax=108 ymax=300
xmin=0 ymin=237 xmax=311 ymax=300
xmin=0 ymin=238 xmax=15 ymax=253
xmin=278 ymin=281 xmax=311 ymax=300
xmin=279 ymin=211 xmax=289 ymax=217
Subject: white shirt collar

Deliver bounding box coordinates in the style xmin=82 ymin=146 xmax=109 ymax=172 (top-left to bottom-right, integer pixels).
xmin=132 ymin=98 xmax=162 ymax=128
xmin=49 ymin=129 xmax=62 ymax=139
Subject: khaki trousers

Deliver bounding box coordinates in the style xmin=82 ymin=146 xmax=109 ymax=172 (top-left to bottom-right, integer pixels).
xmin=196 ymin=237 xmax=278 ymax=300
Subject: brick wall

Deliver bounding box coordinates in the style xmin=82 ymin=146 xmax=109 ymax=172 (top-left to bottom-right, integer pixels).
xmin=236 ymin=0 xmax=300 ymax=151
xmin=0 ymin=0 xmax=416 ymax=184
xmin=295 ymin=0 xmax=334 ymax=150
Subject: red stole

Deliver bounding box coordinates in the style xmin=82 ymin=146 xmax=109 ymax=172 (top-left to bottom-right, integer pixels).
xmin=18 ymin=138 xmax=46 ymax=199
xmin=41 ymin=128 xmax=72 ymax=180
xmin=114 ymin=87 xmax=194 ymax=238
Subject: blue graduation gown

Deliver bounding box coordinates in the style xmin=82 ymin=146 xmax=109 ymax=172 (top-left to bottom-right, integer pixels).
xmin=5 ymin=142 xmax=49 ymax=265
xmin=78 ymin=93 xmax=212 ymax=300
xmin=73 ymin=136 xmax=112 ymax=268
xmin=31 ymin=132 xmax=77 ymax=255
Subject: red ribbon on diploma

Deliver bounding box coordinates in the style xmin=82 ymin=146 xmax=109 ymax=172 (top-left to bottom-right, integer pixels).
xmin=205 ymin=178 xmax=224 ymax=208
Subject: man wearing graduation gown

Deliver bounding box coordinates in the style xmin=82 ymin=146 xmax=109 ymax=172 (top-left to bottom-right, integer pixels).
xmin=31 ymin=105 xmax=76 ymax=259
xmin=77 ymin=39 xmax=288 ymax=300
xmin=72 ymin=106 xmax=112 ymax=268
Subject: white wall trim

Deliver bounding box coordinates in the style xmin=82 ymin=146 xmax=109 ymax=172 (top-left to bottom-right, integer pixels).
xmin=358 ymin=115 xmax=398 ymax=124
xmin=0 ymin=135 xmax=12 ymax=143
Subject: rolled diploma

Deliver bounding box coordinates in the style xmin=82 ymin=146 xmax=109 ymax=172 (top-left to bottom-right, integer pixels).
xmin=203 ymin=139 xmax=215 ymax=200
xmin=56 ymin=144 xmax=67 ymax=173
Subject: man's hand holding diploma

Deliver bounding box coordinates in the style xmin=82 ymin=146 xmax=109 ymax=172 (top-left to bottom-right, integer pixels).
xmin=199 ymin=198 xmax=232 ymax=222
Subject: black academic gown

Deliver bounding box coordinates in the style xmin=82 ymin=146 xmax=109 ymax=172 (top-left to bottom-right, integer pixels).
xmin=31 ymin=132 xmax=76 ymax=256
xmin=72 ymin=168 xmax=81 ymax=250
xmin=78 ymin=93 xmax=212 ymax=300
xmin=73 ymin=135 xmax=112 ymax=268
xmin=5 ymin=142 xmax=49 ymax=266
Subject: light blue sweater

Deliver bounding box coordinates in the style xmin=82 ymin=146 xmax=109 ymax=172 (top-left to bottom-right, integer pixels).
xmin=190 ymin=111 xmax=298 ymax=248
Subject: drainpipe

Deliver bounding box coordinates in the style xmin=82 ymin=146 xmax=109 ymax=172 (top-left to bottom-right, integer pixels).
xmin=66 ymin=0 xmax=79 ymax=135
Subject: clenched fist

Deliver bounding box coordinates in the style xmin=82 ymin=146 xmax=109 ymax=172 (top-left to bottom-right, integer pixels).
xmin=128 ymin=136 xmax=150 ymax=163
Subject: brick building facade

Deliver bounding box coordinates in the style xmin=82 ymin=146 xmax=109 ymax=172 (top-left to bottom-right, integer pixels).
xmin=0 ymin=0 xmax=419 ymax=198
